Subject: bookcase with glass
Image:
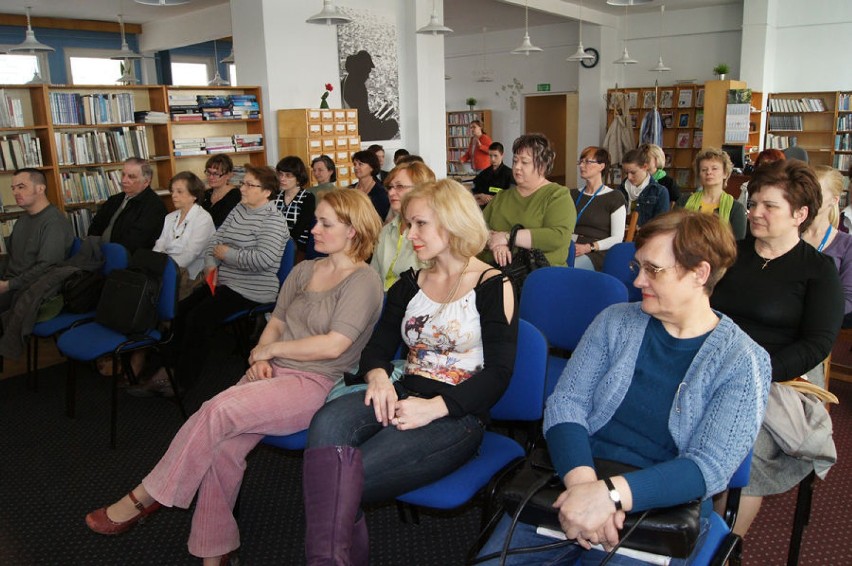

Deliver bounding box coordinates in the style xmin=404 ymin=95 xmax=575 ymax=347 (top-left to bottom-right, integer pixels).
xmin=446 ymin=110 xmax=492 ymax=176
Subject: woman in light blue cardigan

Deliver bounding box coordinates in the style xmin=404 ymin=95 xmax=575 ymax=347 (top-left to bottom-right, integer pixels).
xmin=479 ymin=210 xmax=771 ymax=565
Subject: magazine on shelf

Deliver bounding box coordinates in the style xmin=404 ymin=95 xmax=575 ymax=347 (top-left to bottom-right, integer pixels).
xmin=678 ymin=89 xmax=693 ymax=108
xmin=676 ymin=131 xmax=692 ymax=148
xmin=659 ymin=90 xmax=674 ymax=109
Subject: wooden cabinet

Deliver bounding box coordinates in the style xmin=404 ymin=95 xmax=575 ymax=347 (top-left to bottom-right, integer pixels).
xmin=278 ymin=108 xmax=359 ymax=186
xmin=446 ymin=109 xmax=492 ymax=176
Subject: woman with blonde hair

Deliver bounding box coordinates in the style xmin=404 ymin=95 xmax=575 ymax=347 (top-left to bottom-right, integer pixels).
xmin=371 ymin=161 xmax=437 ymax=290
xmin=803 ymin=165 xmax=852 ymax=326
xmin=85 ymin=189 xmax=385 ymax=566
xmin=303 ymin=179 xmax=518 ymax=564
xmin=679 ymin=147 xmax=747 ymax=239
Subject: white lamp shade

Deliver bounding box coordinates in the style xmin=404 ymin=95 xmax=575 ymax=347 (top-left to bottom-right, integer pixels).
xmin=417 ymin=13 xmax=453 ymax=35
xmin=134 ymin=0 xmax=192 ymax=6
xmin=650 ymin=56 xmax=671 ymax=72
xmin=613 ymin=47 xmax=638 ymax=65
xmin=511 ymin=33 xmax=542 ymax=55
xmin=306 ymin=0 xmax=352 ymax=25
xmin=9 ymin=29 xmax=55 ymax=54
xmin=566 ymin=42 xmax=594 ymax=62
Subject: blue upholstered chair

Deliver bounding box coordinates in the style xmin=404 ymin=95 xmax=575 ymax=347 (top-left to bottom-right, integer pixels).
xmin=27 ymin=242 xmax=130 ymax=390
xmin=519 ymin=267 xmax=628 ymax=398
xmin=601 ymin=242 xmax=642 ymax=302
xmin=567 ymin=240 xmax=576 ymax=268
xmin=56 ymin=255 xmax=184 ymax=448
xmin=394 ymin=320 xmax=548 ymax=519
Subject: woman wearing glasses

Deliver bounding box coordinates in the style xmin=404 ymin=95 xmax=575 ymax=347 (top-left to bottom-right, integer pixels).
xmin=200 ymin=154 xmax=241 ymax=228
xmin=273 ymin=156 xmax=316 ymax=253
xmin=370 ymin=161 xmax=436 ymax=290
xmin=479 ymin=210 xmax=771 ymax=565
xmin=87 ymin=189 xmax=384 ymax=566
xmin=131 ymin=165 xmax=290 ymax=397
xmin=571 ymin=147 xmax=627 ymax=271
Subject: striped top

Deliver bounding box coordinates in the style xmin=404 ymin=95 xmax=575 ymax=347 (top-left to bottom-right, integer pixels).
xmin=204 ymin=200 xmax=290 ymax=303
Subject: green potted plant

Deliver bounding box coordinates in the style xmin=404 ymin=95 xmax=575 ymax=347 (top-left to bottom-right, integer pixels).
xmin=713 ymin=63 xmax=730 ymax=80
xmin=466 ymin=97 xmax=477 ymax=111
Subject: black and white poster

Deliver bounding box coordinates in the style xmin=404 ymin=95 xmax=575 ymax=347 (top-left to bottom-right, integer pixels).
xmin=337 ymin=6 xmax=400 ymax=141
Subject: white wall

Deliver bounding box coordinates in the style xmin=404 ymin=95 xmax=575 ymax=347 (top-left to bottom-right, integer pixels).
xmin=140 ymin=3 xmax=232 ymax=52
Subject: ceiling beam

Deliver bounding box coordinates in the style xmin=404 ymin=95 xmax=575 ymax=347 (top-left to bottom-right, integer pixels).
xmin=0 ymin=14 xmax=143 ymax=34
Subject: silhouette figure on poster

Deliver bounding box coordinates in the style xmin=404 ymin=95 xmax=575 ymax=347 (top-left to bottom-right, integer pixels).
xmin=342 ymin=50 xmax=399 ymax=141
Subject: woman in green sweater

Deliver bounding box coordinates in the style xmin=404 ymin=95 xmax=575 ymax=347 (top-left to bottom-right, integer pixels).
xmin=481 ymin=134 xmax=576 ymax=267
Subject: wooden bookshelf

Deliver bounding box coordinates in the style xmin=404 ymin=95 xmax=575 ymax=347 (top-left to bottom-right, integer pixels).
xmin=835 ymin=91 xmax=851 ymax=175
xmin=766 ymin=91 xmax=836 ymax=170
xmin=277 ymin=108 xmax=359 ymax=186
xmin=446 ymin=109 xmax=492 ymax=176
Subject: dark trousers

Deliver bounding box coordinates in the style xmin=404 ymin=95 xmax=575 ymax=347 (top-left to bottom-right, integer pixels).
xmin=163 ymin=284 xmax=259 ymax=388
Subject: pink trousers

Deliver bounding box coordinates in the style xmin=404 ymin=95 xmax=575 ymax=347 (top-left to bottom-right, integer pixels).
xmin=142 ymin=366 xmax=333 ymax=558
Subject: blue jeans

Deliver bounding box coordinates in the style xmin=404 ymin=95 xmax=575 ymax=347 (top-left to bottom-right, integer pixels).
xmin=306 ymin=390 xmax=484 ymax=503
xmin=477 ymin=514 xmax=710 ymax=566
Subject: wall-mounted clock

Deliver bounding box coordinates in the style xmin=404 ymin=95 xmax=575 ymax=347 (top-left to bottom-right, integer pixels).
xmin=581 ymin=47 xmax=599 ymax=69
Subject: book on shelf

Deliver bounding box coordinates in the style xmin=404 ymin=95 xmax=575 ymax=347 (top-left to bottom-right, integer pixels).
xmin=0 ymin=90 xmax=25 ymax=128
xmin=693 ymin=131 xmax=703 ymax=148
xmin=765 ymin=133 xmax=798 ymax=149
xmin=695 ymin=109 xmax=704 ymax=129
xmin=54 ymin=126 xmax=149 ymax=166
xmin=675 ymin=169 xmax=691 ymax=186
xmin=678 ymin=90 xmax=693 ymax=108
xmin=627 ymin=92 xmax=638 ymax=109
xmin=837 ymin=115 xmax=852 ymax=131
xmin=696 ymin=89 xmax=705 ymax=108
xmin=664 ymin=152 xmax=673 ymax=167
xmin=174 ymin=149 xmax=207 ymax=157
xmin=836 ymin=133 xmax=852 ymax=151
xmin=834 ymin=154 xmax=851 ymax=172
xmin=676 ymin=132 xmax=692 ymax=148
xmin=642 ymin=91 xmax=656 ymax=109
xmin=768 ymin=97 xmax=826 ymax=112
xmin=840 ymin=93 xmax=850 ymax=111
xmin=134 ymin=110 xmax=168 ymax=124
xmin=67 ymin=208 xmax=94 ymax=239
xmin=661 ymin=112 xmax=674 ymax=129
xmin=659 ymin=90 xmax=674 ymax=109
xmin=768 ymin=115 xmax=804 ymax=131
xmin=447 ymin=112 xmax=484 ymax=125
xmin=678 ymin=112 xmax=691 ymax=128
xmin=49 ymin=92 xmax=136 ymax=125
xmin=60 ymin=168 xmax=122 ymax=204
xmin=0 ymin=133 xmax=43 ymax=170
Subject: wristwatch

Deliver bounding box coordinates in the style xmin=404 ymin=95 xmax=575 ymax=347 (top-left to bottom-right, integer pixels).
xmin=590 ymin=242 xmax=598 ymax=252
xmin=603 ymin=477 xmax=622 ymax=511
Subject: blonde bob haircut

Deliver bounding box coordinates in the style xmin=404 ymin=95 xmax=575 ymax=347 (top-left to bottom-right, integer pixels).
xmin=813 ymin=165 xmax=845 ymax=229
xmin=318 ymin=189 xmax=382 ymax=262
xmin=401 ymin=179 xmax=489 ymax=260
xmin=694 ymin=147 xmax=733 ymax=182
xmin=385 ymin=161 xmax=436 ymax=188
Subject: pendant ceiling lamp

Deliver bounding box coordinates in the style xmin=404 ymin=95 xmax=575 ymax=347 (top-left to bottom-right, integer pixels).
xmin=566 ymin=0 xmax=594 ymax=62
xmin=220 ymin=48 xmax=235 ymax=64
xmin=417 ymin=0 xmax=452 ymax=35
xmin=606 ymin=0 xmax=653 ymax=5
xmin=134 ymin=0 xmax=191 ymax=6
xmin=474 ymin=27 xmax=495 ymax=83
xmin=208 ymin=40 xmax=230 ymax=86
xmin=306 ymin=0 xmax=352 ymax=26
xmin=110 ymin=15 xmax=143 ymax=61
xmin=650 ymin=5 xmax=671 ymax=72
xmin=613 ymin=4 xmax=637 ymax=65
xmin=9 ymin=7 xmax=55 ymax=54
xmin=512 ymin=0 xmax=542 ymax=56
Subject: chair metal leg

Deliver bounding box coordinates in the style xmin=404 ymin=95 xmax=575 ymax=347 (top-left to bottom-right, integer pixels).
xmin=65 ymin=361 xmax=77 ymax=418
xmin=787 ymin=472 xmax=817 ymax=566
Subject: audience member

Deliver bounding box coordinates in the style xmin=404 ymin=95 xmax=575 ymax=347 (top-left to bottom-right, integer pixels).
xmin=0 ymin=168 xmax=74 ymax=314
xmin=273 ymin=156 xmax=316 ymax=252
xmin=350 ymin=149 xmax=389 ymax=220
xmin=86 ymin=189 xmax=384 ymax=566
xmin=393 ymin=148 xmax=410 ymax=165
xmin=460 ymin=120 xmax=492 ymax=173
xmin=641 ymin=143 xmax=681 ymax=203
xmin=571 ymin=147 xmax=627 ymax=271
xmin=396 ymin=154 xmax=425 ymax=165
xmin=711 ymin=160 xmax=843 ymax=537
xmin=309 ymin=155 xmax=337 ymax=196
xmin=478 ymin=210 xmax=770 ymax=565
xmin=304 ymin=179 xmax=517 ymax=564
xmin=482 ymin=134 xmax=576 ymax=267
xmin=679 ymin=148 xmax=747 ymax=239
xmin=371 ymin=162 xmax=436 ymax=290
xmin=200 ymin=154 xmax=241 ymax=229
xmin=738 ymin=148 xmax=786 ymax=210
xmin=367 ymin=144 xmax=389 ymax=183
xmin=153 ymin=172 xmax=216 ymax=299
xmin=88 ymin=157 xmax=167 ymax=253
xmin=617 ymin=148 xmax=670 ymax=227
xmin=472 ymin=142 xmax=514 ymax=208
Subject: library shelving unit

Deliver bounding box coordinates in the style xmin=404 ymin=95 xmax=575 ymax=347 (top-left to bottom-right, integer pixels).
xmin=277 ymin=108 xmax=360 ymax=187
xmin=747 ymin=91 xmax=764 ymax=154
xmin=606 ymin=84 xmax=705 ymax=189
xmin=765 ymin=91 xmax=837 ymax=170
xmin=446 ymin=109 xmax=492 ymax=176
xmin=836 ymin=91 xmax=851 ymax=175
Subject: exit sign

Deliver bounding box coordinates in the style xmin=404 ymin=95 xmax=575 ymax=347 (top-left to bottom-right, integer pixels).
xmin=537 ymin=83 xmax=551 ymax=92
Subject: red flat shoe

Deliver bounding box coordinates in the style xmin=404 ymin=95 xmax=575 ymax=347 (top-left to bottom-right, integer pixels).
xmin=86 ymin=491 xmax=161 ymax=535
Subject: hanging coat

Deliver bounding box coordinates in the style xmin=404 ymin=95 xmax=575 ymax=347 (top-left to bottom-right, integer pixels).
xmin=640 ymin=108 xmax=663 ymax=146
xmin=603 ymin=92 xmax=635 ymax=165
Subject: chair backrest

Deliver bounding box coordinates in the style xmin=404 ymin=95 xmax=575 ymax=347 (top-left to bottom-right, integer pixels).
xmin=490 ymin=319 xmax=548 ymax=422
xmin=100 ymin=243 xmax=129 ymax=275
xmin=783 ymin=146 xmax=809 ymax=163
xmin=520 ymin=267 xmax=628 ymax=352
xmin=278 ymin=238 xmax=296 ymax=285
xmin=602 ymin=242 xmax=642 ymax=302
xmin=157 ymin=256 xmax=179 ymax=322
xmin=567 ymin=240 xmax=576 ymax=268
xmin=729 ymin=449 xmax=753 ymax=490
xmin=625 ymin=210 xmax=639 ymax=242
xmin=68 ymin=237 xmax=83 ymax=258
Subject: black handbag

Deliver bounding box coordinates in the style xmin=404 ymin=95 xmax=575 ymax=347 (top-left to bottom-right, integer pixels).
xmin=499 ymin=447 xmax=701 ymax=559
xmin=502 ymin=224 xmax=550 ymax=291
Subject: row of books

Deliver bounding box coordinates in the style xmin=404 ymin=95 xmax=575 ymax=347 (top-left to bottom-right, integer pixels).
xmin=447 ymin=126 xmax=471 ymax=137
xmin=765 ymin=133 xmax=798 ymax=149
xmin=68 ymin=208 xmax=94 ymax=239
xmin=60 ymin=168 xmax=122 ymax=205
xmin=768 ymin=115 xmax=804 ymax=131
xmin=54 ymin=126 xmax=150 ymax=166
xmin=768 ymin=97 xmax=827 ymax=113
xmin=840 ymin=93 xmax=851 ymax=112
xmin=0 ymin=133 xmax=44 ymax=171
xmin=447 ymin=149 xmax=466 ymax=161
xmin=0 ymin=90 xmax=25 ymax=128
xmin=838 ymin=114 xmax=852 ymax=132
xmin=172 ymin=134 xmax=263 ymax=156
xmin=134 ymin=110 xmax=169 ymax=124
xmin=447 ymin=112 xmax=485 ymax=125
xmin=834 ymin=154 xmax=851 ymax=172
xmin=50 ymin=92 xmax=136 ymax=125
xmin=836 ymin=133 xmax=852 ymax=151
xmin=167 ymin=93 xmax=260 ymax=122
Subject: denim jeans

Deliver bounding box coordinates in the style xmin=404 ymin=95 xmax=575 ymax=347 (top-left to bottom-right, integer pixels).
xmin=307 ymin=390 xmax=484 ymax=503
xmin=477 ymin=514 xmax=710 ymax=566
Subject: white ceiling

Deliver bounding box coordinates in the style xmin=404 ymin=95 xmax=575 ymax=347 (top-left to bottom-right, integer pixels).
xmin=1 ymin=0 xmax=741 ymax=33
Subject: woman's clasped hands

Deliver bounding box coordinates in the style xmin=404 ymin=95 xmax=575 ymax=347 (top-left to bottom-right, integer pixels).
xmin=364 ymin=369 xmax=449 ymax=430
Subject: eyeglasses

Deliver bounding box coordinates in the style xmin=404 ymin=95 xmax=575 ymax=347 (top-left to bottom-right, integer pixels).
xmin=577 ymin=159 xmax=601 ymax=166
xmin=205 ymin=169 xmax=225 ymax=178
xmin=241 ymin=180 xmax=264 ymax=189
xmin=386 ymin=183 xmax=415 ymax=191
xmin=628 ymin=260 xmax=678 ymax=279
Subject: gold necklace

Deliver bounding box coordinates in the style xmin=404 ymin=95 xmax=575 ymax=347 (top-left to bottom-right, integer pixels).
xmin=435 ymin=258 xmax=470 ymax=317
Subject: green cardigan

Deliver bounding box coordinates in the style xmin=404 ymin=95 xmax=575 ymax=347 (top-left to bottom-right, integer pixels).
xmin=481 ymin=183 xmax=576 ymax=267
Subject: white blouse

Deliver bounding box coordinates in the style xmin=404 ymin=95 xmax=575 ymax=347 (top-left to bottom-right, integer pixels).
xmin=153 ymin=204 xmax=216 ymax=278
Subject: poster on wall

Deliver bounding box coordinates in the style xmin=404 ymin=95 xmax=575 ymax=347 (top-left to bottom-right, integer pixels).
xmin=337 ymin=7 xmax=401 ymax=142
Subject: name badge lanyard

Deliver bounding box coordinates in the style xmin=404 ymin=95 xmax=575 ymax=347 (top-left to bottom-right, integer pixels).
xmin=574 ymin=184 xmax=605 ymax=224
